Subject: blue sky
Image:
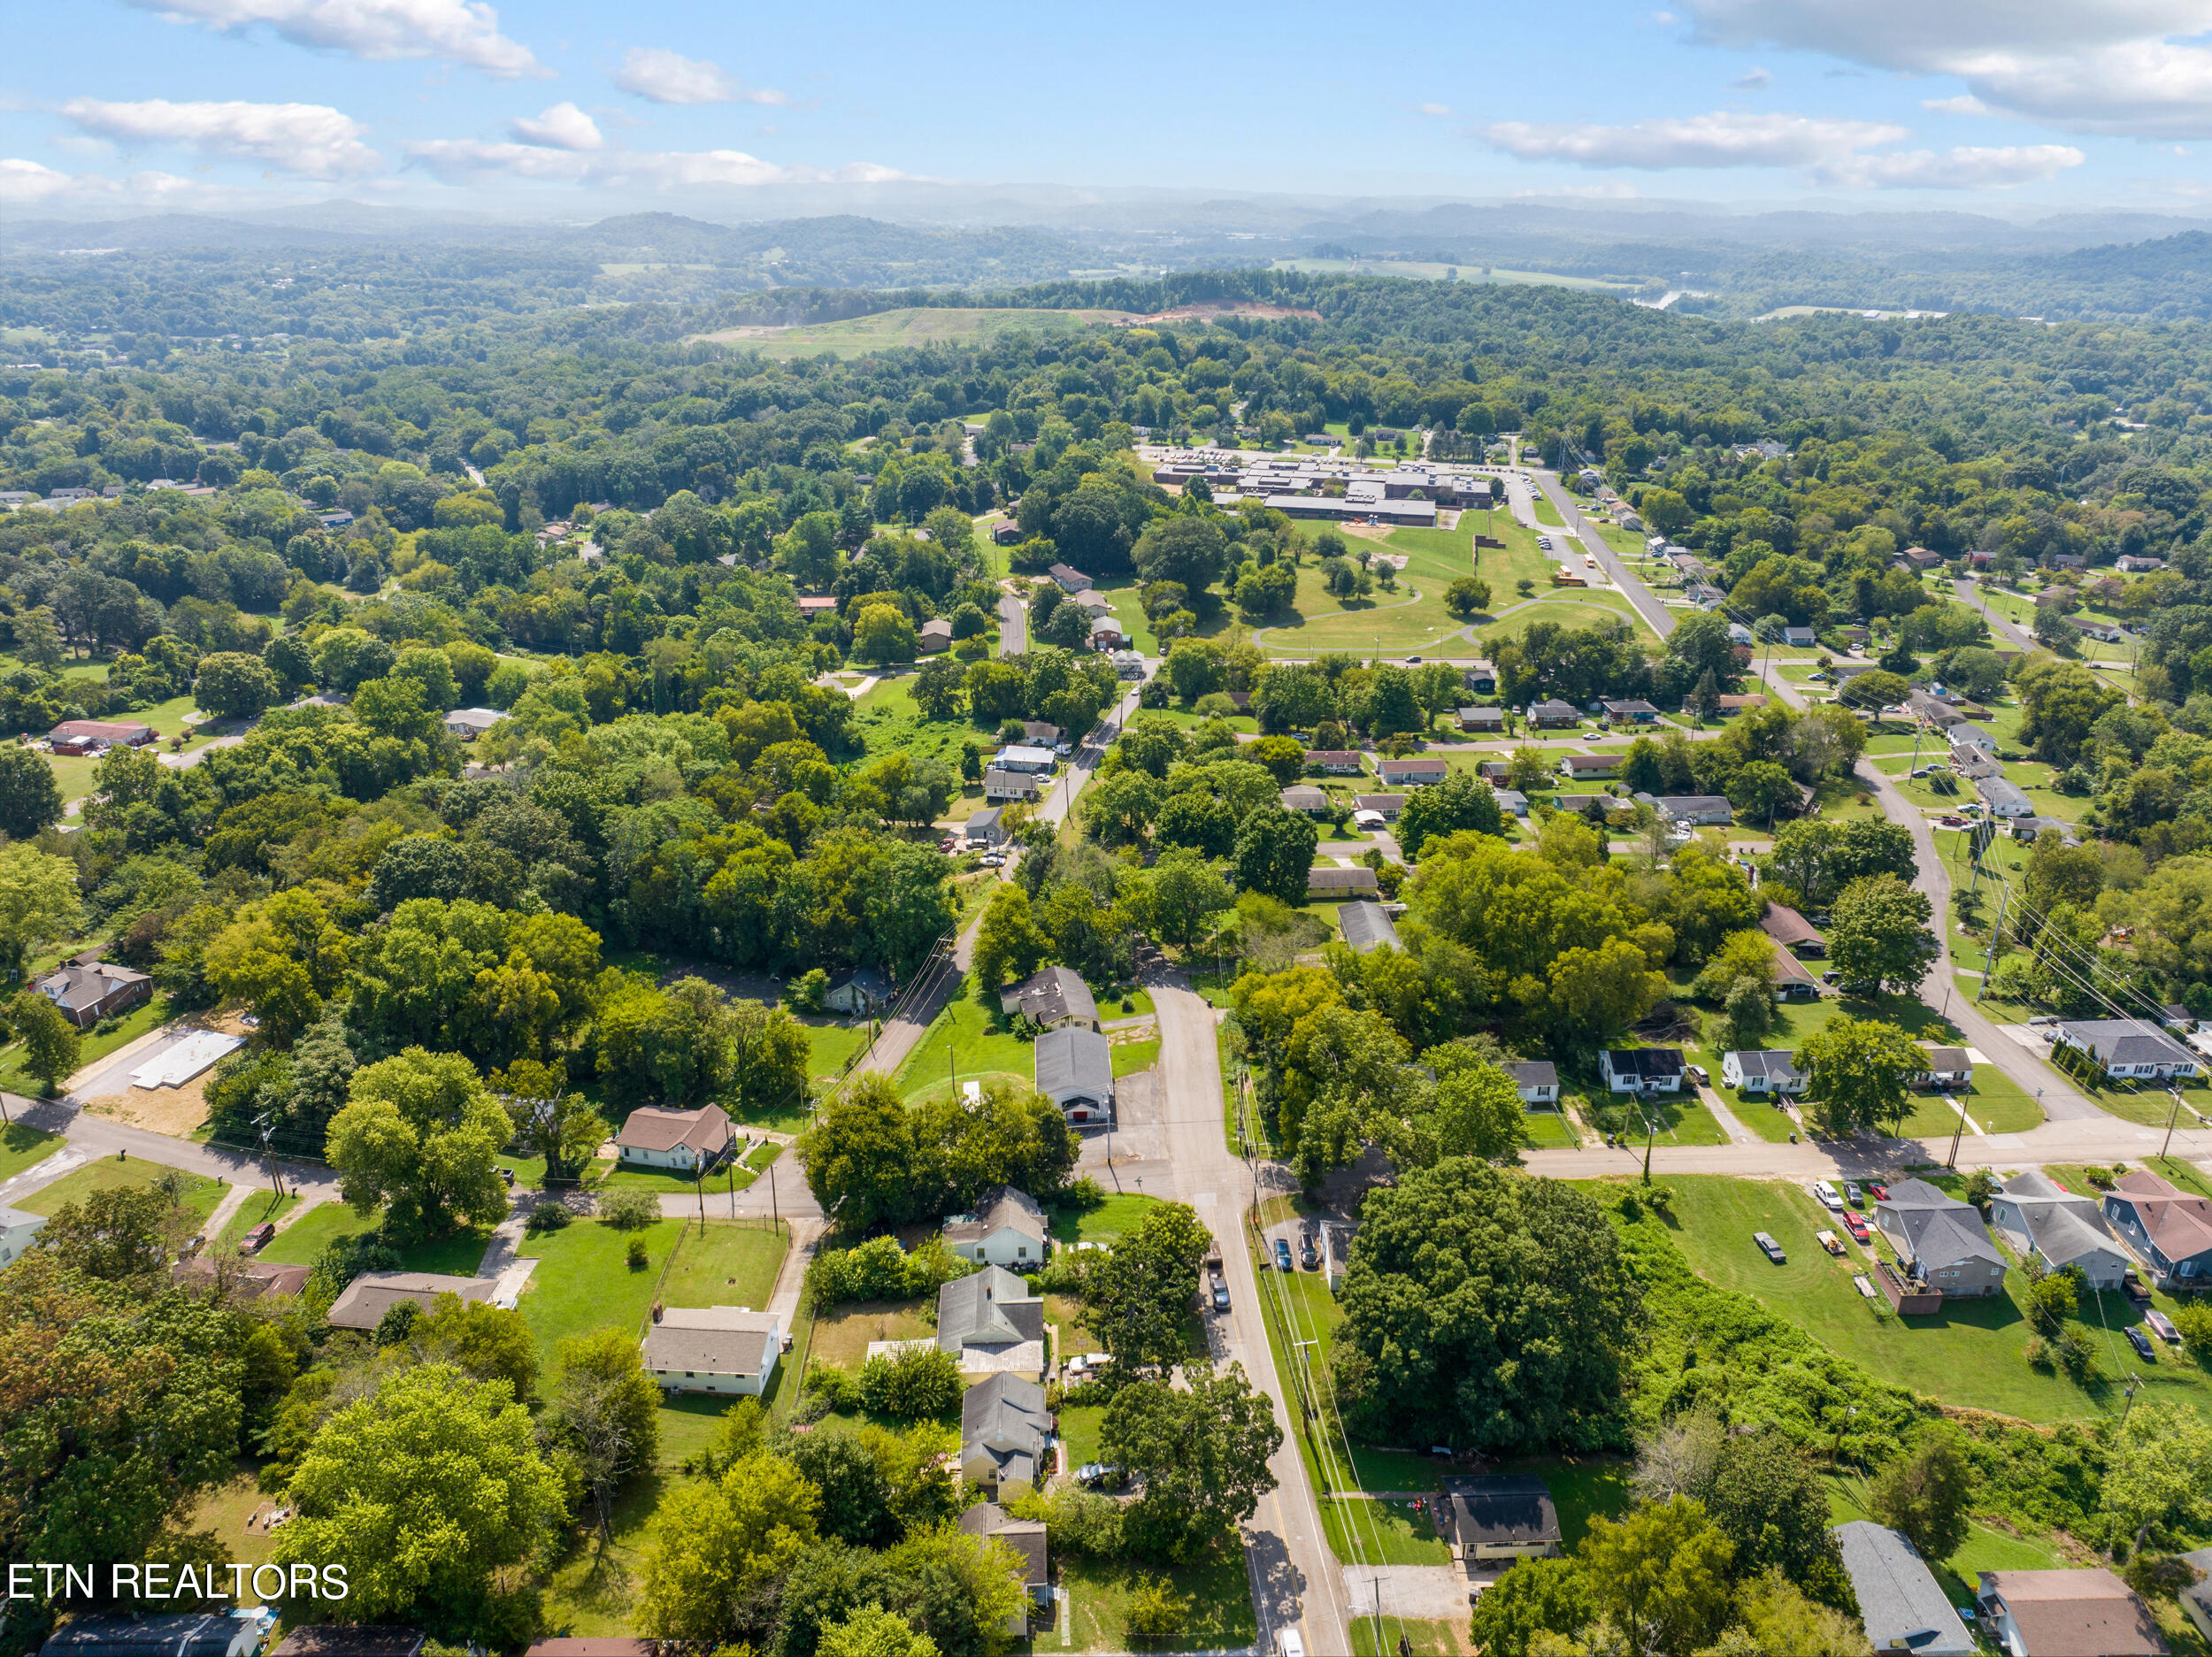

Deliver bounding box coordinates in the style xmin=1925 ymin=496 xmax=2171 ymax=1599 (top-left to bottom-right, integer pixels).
xmin=4 ymin=0 xmax=2209 ymax=219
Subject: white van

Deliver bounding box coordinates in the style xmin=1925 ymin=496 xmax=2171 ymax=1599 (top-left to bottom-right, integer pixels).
xmin=1276 ymin=1632 xmax=1305 ymax=1657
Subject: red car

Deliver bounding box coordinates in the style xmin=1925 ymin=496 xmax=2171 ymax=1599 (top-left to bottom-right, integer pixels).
xmin=1864 ymin=1182 xmax=1890 ymax=1201
xmin=1842 ymin=1211 xmax=1870 ymax=1244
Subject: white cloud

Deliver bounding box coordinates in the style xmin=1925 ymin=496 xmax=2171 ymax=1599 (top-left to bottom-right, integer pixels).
xmin=124 ymin=0 xmax=542 ymax=78
xmin=1732 ymin=66 xmax=1771 ymax=88
xmin=611 ymin=47 xmax=791 ymax=106
xmin=1680 ymin=0 xmax=2212 ymax=136
xmin=1478 ymin=110 xmax=1906 ymax=168
xmin=1415 ymin=102 xmax=1453 ymax=117
xmin=1811 ymin=142 xmax=2086 ymax=188
xmin=0 ymin=157 xmax=288 ymax=208
xmin=59 ymin=98 xmax=379 ymax=179
xmin=507 ymin=102 xmax=601 ymax=150
xmin=405 ymin=136 xmax=908 ymax=188
xmin=1921 ymin=94 xmax=1991 ymax=115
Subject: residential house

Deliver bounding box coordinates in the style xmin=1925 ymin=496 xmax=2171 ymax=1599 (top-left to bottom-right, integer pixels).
xmin=1722 ymin=1049 xmax=1807 ymax=1096
xmin=1034 ymin=1025 xmax=1114 ymax=1124
xmin=443 ymin=707 xmax=510 ymax=740
xmin=171 ymin=1257 xmax=311 ymax=1300
xmin=823 ymin=965 xmax=892 ymax=1015
xmin=34 ymin=959 xmax=152 ymax=1028
xmin=1071 ymin=588 xmax=1112 ymax=613
xmin=2116 ymin=554 xmax=2165 ymax=573
xmin=1832 ymin=1523 xmax=1975 ymax=1657
xmin=642 ymin=1307 xmax=782 ymax=1395
xmin=1659 ymin=794 xmax=1733 ymax=825
xmin=1375 ymin=755 xmax=1448 ymax=788
xmin=2102 ymin=1170 xmax=2212 ymax=1289
xmin=47 ymin=719 xmax=157 ymax=756
xmin=960 ymin=1375 xmax=1053 ymax=1492
xmin=1088 ymin=615 xmax=1125 ymax=650
xmin=1783 ymin=626 xmax=1816 ymax=648
xmin=0 ymin=1203 xmax=44 ymax=1267
xmin=1457 ymin=705 xmax=1506 ymax=733
xmin=1600 ymin=1048 xmax=1686 ymax=1093
xmin=615 ymin=1103 xmax=733 ymax=1171
xmin=944 ymin=1186 xmax=1049 ymax=1270
xmin=1048 ymin=563 xmax=1093 ymax=593
xmin=1340 ymin=901 xmax=1402 ymax=955
xmin=1018 ymin=720 xmax=1065 ymax=747
xmin=1477 ymin=760 xmax=1510 ymax=782
xmin=1307 ymin=865 xmax=1380 ymax=898
xmin=796 ymin=595 xmax=840 ymax=619
xmin=1528 ymin=699 xmax=1581 ymax=728
xmin=990 ymin=520 xmax=1024 ymax=545
xmin=2162 ymin=1003 xmax=2195 ymax=1032
xmin=1353 ymin=793 xmax=1405 ymax=821
xmin=2069 ymin=617 xmax=2124 ymax=645
xmin=1304 ymin=749 xmax=1366 ymax=776
xmin=1561 ymin=753 xmax=1623 ymax=781
xmin=1462 ymin=661 xmax=1499 ymax=694
xmin=1761 ymin=904 xmax=1827 ymax=957
xmin=1110 ymin=649 xmax=1148 ymax=681
xmin=527 ymin=1643 xmax=653 ymax=1657
xmin=1874 ymin=1179 xmax=2005 ymax=1297
xmin=1685 ymin=584 xmax=1729 ymax=610
xmin=1450 ymin=1476 xmax=1563 ymax=1564
xmin=1729 ymin=622 xmax=1755 ymax=646
xmin=1601 ymin=699 xmax=1661 ymax=723
xmin=1717 ymin=694 xmax=1768 ymax=713
xmin=325 ymin=1271 xmax=495 ymax=1331
xmin=936 ymin=1265 xmax=1048 ymax=1375
xmin=1915 ymin=1046 xmax=1975 ymax=1089
xmin=1280 ymin=784 xmax=1331 ymax=815
xmin=1901 ymin=546 xmax=1946 ymax=572
xmin=994 ymin=744 xmax=1058 ymax=774
xmin=1504 ymin=1062 xmax=1558 ymax=1105
xmin=1555 ymin=794 xmax=1616 ymax=816
xmin=1951 ymin=728 xmax=2001 ymax=779
xmin=1975 ymin=1570 xmax=2166 ymax=1657
xmin=957 ymin=1502 xmax=1052 ymax=1638
xmin=1770 ymin=949 xmax=1823 ymax=1001
xmin=918 ymin=618 xmax=954 ymax=653
xmin=984 ymin=767 xmax=1044 ymax=804
xmin=41 ymin=1617 xmax=264 ymax=1657
xmin=1978 ymin=775 xmax=2034 ymax=818
xmin=1990 ymin=1171 xmax=2130 ymax=1289
xmin=1000 ymin=965 xmax=1098 ymax=1032
xmin=1493 ymin=788 xmax=1530 ymax=817
xmin=2054 ymin=1019 xmax=2200 ymax=1080
xmin=964 ymin=807 xmax=1007 ymax=848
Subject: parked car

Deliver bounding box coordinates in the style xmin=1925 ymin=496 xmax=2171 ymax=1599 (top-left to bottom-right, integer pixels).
xmin=1817 ymin=1230 xmax=1845 ymax=1256
xmin=2125 ymin=1325 xmax=2156 ymax=1362
xmin=2145 ymin=1308 xmax=2181 ymax=1344
xmin=1405 ymin=656 xmax=1422 ymax=665
xmin=1812 ymin=1180 xmax=1844 ymax=1211
xmin=1754 ymin=1231 xmax=1786 ymax=1264
xmin=1843 ymin=1211 xmax=1870 ymax=1244
xmin=1300 ymin=1233 xmax=1319 ymax=1271
xmin=1686 ymin=1064 xmax=1709 ymax=1086
xmin=1076 ymin=1462 xmax=1121 ymax=1489
xmin=1210 ymin=1271 xmax=1230 ymax=1313
xmin=242 ymin=1223 xmax=275 ymax=1254
xmin=1843 ymin=1181 xmax=1863 ymax=1207
xmin=2122 ymin=1269 xmax=2151 ymax=1304
xmin=1273 ymin=1239 xmax=1294 ymax=1272
xmin=1822 ymin=970 xmax=1843 ymax=985
xmin=1865 ymin=1182 xmax=1890 ymax=1201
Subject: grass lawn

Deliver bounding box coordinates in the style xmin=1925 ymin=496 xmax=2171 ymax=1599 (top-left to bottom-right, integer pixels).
xmin=1351 ymin=1619 xmax=1473 ymax=1656
xmin=1059 ymin=1401 xmax=1104 ymax=1470
xmin=808 ymin=1297 xmax=934 ymax=1370
xmin=804 ymin=1020 xmax=875 ymax=1081
xmin=1522 ymin=1107 xmax=1580 ymax=1148
xmin=18 ymin=1154 xmax=226 ymax=1227
xmin=1579 ymin=1087 xmax=1731 ymax=1147
xmin=216 ymin=1188 xmax=298 ymax=1249
xmin=392 ymin=1226 xmax=498 ymax=1276
xmin=1049 ymin=1192 xmax=1161 ymax=1243
xmin=1655 ymin=1175 xmax=2212 ymax=1422
xmin=1321 ymin=1495 xmax=1452 ymax=1566
xmin=0 ymin=1121 xmax=64 ymax=1183
xmin=0 ymin=993 xmax=174 ymax=1096
xmin=892 ymin=976 xmax=1038 ymax=1104
xmin=849 ymin=673 xmax=999 ymax=806
xmin=255 ymin=1200 xmax=380 ymax=1264
xmin=655 ymin=1219 xmax=788 ymax=1315
xmin=1110 ymin=1038 xmax=1159 ymax=1077
xmin=515 ymin=1215 xmax=689 ymax=1366
xmin=1060 ymin=1550 xmax=1256 ymax=1653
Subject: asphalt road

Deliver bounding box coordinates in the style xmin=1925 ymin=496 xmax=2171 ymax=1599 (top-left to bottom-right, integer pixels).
xmin=1527 ymin=468 xmax=1679 ymax=641
xmin=996 ymin=590 xmax=1026 ymax=656
xmin=1152 ymin=973 xmax=1354 ymax=1657
xmin=1952 ymin=577 xmax=2038 ymax=653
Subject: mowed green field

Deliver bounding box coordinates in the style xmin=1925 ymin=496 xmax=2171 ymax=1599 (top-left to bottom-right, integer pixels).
xmin=687 ymin=306 xmax=1131 ymax=358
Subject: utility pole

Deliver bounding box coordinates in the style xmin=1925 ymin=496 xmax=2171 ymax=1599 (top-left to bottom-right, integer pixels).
xmin=1944 ymin=1085 xmax=1969 ymax=1172
xmin=2161 ymin=1087 xmax=2185 ymax=1162
xmin=769 ymin=1156 xmax=778 ymax=1227
xmin=1641 ymin=1097 xmax=1658 ymax=1185
xmin=1977 ymin=882 xmax=2009 ymax=1004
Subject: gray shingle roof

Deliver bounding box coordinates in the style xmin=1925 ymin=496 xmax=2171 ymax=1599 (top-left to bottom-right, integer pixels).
xmin=1034 ymin=1025 xmax=1112 ymax=1102
xmin=1993 ymin=1172 xmax=2124 ymax=1272
xmin=1451 ymin=1476 xmax=1561 ymax=1547
xmin=964 ymin=1372 xmax=1051 ymax=1477
xmin=1834 ymin=1523 xmax=1975 ymax=1657
xmin=325 ymin=1270 xmax=495 ymax=1331
xmin=1001 ymin=965 xmax=1097 ymax=1026
xmin=1503 ymin=1062 xmax=1557 ymax=1089
xmin=937 ymin=1266 xmax=1046 ymax=1353
xmin=946 ymin=1185 xmax=1048 ymax=1246
xmin=1878 ymin=1178 xmax=2002 ymax=1272
xmin=2059 ymin=1019 xmax=2198 ymax=1070
xmin=1339 ymin=901 xmax=1402 ymax=954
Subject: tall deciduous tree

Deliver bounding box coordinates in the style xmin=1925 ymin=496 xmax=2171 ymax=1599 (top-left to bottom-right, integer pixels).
xmin=1792 ymin=1013 xmax=1924 ymax=1138
xmin=0 ymin=747 xmax=64 ymax=840
xmin=802 ymin=1072 xmax=917 ymax=1231
xmin=1867 ymin=1423 xmax=1974 ymax=1565
xmin=1101 ymin=1362 xmax=1283 ymax=1562
xmin=2099 ymin=1400 xmax=2212 ymax=1556
xmin=1077 ymin=1201 xmax=1215 ymax=1377
xmin=325 ymin=1047 xmax=514 ymax=1240
xmin=1826 ymin=874 xmax=1939 ymax=995
xmin=0 ymin=844 xmax=82 ymax=982
xmin=7 ymin=989 xmax=82 ymax=1094
xmin=1232 ymin=803 xmax=1317 ymax=905
xmin=635 ymin=1450 xmax=821 ymax=1645
xmin=1579 ymin=1496 xmax=1737 ymax=1657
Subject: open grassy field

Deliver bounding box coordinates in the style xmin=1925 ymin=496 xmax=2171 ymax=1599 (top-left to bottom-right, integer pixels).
xmin=1060 ymin=1549 xmax=1257 ymax=1653
xmin=655 ymin=1219 xmax=788 ymax=1316
xmin=515 ymin=1214 xmax=689 ymax=1365
xmin=18 ymin=1154 xmax=227 ymax=1227
xmin=255 ymin=1199 xmax=379 ymax=1264
xmin=1654 ymin=1175 xmax=2212 ymax=1422
xmin=893 ymin=974 xmax=1039 ymax=1104
xmin=0 ymin=1122 xmax=63 ymax=1183
xmin=1269 ymin=257 xmax=1632 ymax=292
xmin=216 ymin=1188 xmax=298 ymax=1249
xmin=688 ymin=305 xmax=1131 ymax=358
xmin=849 ymin=673 xmax=990 ymax=817
xmin=1049 ymin=1191 xmax=1161 ymax=1244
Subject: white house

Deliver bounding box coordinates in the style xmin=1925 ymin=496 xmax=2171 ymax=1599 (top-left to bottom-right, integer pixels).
xmin=993 ymin=745 xmax=1058 ymax=774
xmin=0 ymin=1202 xmax=45 ymax=1266
xmin=642 ymin=1306 xmax=782 ymax=1395
xmin=1977 ymin=775 xmax=2034 ymax=818
xmin=943 ymin=1185 xmax=1049 ymax=1269
xmin=1722 ymin=1049 xmax=1807 ymax=1095
xmin=1989 ymin=1171 xmax=2130 ymax=1290
xmin=443 ymin=707 xmax=510 ymax=740
xmin=614 ymin=1103 xmax=733 ymax=1171
xmin=2054 ymin=1018 xmax=2200 ymax=1080
xmin=983 ymin=768 xmax=1044 ymax=803
xmin=823 ymin=965 xmax=892 ymax=1015
xmin=1914 ymin=1046 xmax=1975 ymax=1089
xmin=1502 ymin=1062 xmax=1557 ymax=1104
xmin=1600 ymin=1048 xmax=1686 ymax=1093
